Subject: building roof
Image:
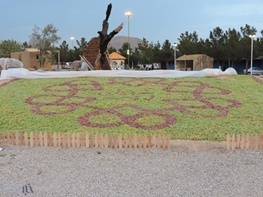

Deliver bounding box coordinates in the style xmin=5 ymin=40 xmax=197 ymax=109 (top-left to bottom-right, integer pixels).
xmin=25 ymin=48 xmax=39 ymax=52
xmin=109 ymin=52 xmax=126 ymax=60
xmin=177 ymin=54 xmax=213 ymax=60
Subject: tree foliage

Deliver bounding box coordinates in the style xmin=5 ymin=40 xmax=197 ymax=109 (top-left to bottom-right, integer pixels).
xmin=108 ymin=46 xmax=116 ymax=54
xmin=29 ymin=24 xmax=61 ymax=67
xmin=73 ymin=37 xmax=88 ymax=60
xmin=136 ymin=38 xmax=154 ymax=64
xmin=1 ymin=23 xmax=263 ymax=70
xmin=0 ymin=40 xmax=22 ymax=58
xmin=160 ymin=40 xmax=173 ymax=69
xmin=112 ymin=24 xmax=263 ymax=70
xmin=58 ymin=41 xmax=70 ymax=62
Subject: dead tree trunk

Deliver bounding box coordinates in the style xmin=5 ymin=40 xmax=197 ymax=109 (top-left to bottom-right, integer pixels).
xmin=96 ymin=3 xmax=123 ymax=70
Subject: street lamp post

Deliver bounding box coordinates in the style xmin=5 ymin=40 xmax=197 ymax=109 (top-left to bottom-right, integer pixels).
xmin=70 ymin=37 xmax=75 ymax=49
xmin=54 ymin=50 xmax=60 ymax=70
xmin=249 ymin=35 xmax=256 ymax=75
xmin=125 ymin=11 xmax=132 ymax=69
xmin=173 ymin=43 xmax=177 ymax=70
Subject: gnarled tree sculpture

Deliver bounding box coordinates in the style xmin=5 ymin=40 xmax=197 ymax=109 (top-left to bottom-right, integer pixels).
xmin=95 ymin=3 xmax=123 ymax=70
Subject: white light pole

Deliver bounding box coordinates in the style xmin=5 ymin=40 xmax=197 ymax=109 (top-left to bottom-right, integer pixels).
xmin=70 ymin=37 xmax=75 ymax=49
xmin=125 ymin=11 xmax=132 ymax=69
xmin=173 ymin=43 xmax=177 ymax=70
xmin=249 ymin=35 xmax=256 ymax=75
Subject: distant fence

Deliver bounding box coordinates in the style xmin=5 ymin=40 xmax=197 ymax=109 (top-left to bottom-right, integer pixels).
xmin=227 ymin=134 xmax=263 ymax=150
xmin=0 ymin=132 xmax=170 ymax=149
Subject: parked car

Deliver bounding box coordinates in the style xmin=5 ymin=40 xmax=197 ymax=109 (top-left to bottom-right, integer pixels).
xmin=243 ymin=67 xmax=263 ymax=75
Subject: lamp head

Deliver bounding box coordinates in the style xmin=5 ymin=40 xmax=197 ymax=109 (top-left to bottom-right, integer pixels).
xmin=125 ymin=11 xmax=132 ymax=17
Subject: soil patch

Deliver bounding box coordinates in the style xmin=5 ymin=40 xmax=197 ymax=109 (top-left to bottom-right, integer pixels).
xmin=252 ymin=75 xmax=263 ymax=84
xmin=170 ymin=140 xmax=226 ymax=153
xmin=0 ymin=79 xmax=16 ymax=87
xmin=214 ymin=75 xmax=236 ymax=81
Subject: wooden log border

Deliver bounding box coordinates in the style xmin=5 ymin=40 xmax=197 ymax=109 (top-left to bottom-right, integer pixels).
xmin=226 ymin=134 xmax=263 ymax=150
xmin=0 ymin=132 xmax=170 ymax=149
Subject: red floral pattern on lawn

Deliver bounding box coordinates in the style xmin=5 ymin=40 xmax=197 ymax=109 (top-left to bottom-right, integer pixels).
xmin=25 ymin=78 xmax=241 ymax=129
xmin=162 ymin=81 xmax=242 ymax=118
xmin=78 ymin=104 xmax=176 ymax=130
xmin=25 ymin=81 xmax=97 ymax=115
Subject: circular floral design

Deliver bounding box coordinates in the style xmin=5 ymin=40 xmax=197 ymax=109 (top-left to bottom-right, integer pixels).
xmin=25 ymin=78 xmax=241 ymax=130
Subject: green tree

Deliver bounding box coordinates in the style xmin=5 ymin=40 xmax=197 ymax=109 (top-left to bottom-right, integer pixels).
xmin=255 ymin=30 xmax=263 ymax=59
xmin=21 ymin=42 xmax=31 ymax=50
xmin=118 ymin=42 xmax=128 ymax=59
xmin=130 ymin=47 xmax=141 ymax=68
xmin=239 ymin=24 xmax=257 ymax=73
xmin=208 ymin=27 xmax=226 ymax=67
xmin=108 ymin=46 xmax=116 ymax=54
xmin=0 ymin=40 xmax=22 ymax=58
xmin=198 ymin=38 xmax=211 ymax=57
xmin=58 ymin=41 xmax=70 ymax=62
xmin=152 ymin=42 xmax=162 ymax=63
xmin=29 ymin=24 xmax=61 ymax=67
xmin=74 ymin=37 xmax=87 ymax=60
xmin=224 ymin=28 xmax=242 ymax=67
xmin=177 ymin=31 xmax=200 ymax=55
xmin=160 ymin=40 xmax=173 ymax=69
xmin=119 ymin=42 xmax=133 ymax=68
xmin=137 ymin=38 xmax=153 ymax=64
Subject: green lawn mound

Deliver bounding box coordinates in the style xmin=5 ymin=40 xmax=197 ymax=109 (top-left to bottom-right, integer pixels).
xmin=0 ymin=75 xmax=262 ymax=141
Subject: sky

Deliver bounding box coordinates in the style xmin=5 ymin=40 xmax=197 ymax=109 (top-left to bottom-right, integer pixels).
xmin=1 ymin=0 xmax=262 ymax=46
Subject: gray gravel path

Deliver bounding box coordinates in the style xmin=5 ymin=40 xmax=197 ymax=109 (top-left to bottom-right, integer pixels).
xmin=0 ymin=145 xmax=262 ymax=197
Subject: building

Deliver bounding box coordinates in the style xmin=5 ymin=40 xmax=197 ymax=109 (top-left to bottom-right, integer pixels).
xmin=176 ymin=54 xmax=213 ymax=71
xmin=109 ymin=52 xmax=126 ymax=69
xmin=11 ymin=48 xmax=51 ymax=70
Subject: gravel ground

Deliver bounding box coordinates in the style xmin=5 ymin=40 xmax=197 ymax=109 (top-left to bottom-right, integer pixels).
xmin=0 ymin=145 xmax=263 ymax=197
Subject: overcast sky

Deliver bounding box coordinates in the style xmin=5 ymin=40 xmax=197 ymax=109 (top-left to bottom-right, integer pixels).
xmin=1 ymin=0 xmax=262 ymax=45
